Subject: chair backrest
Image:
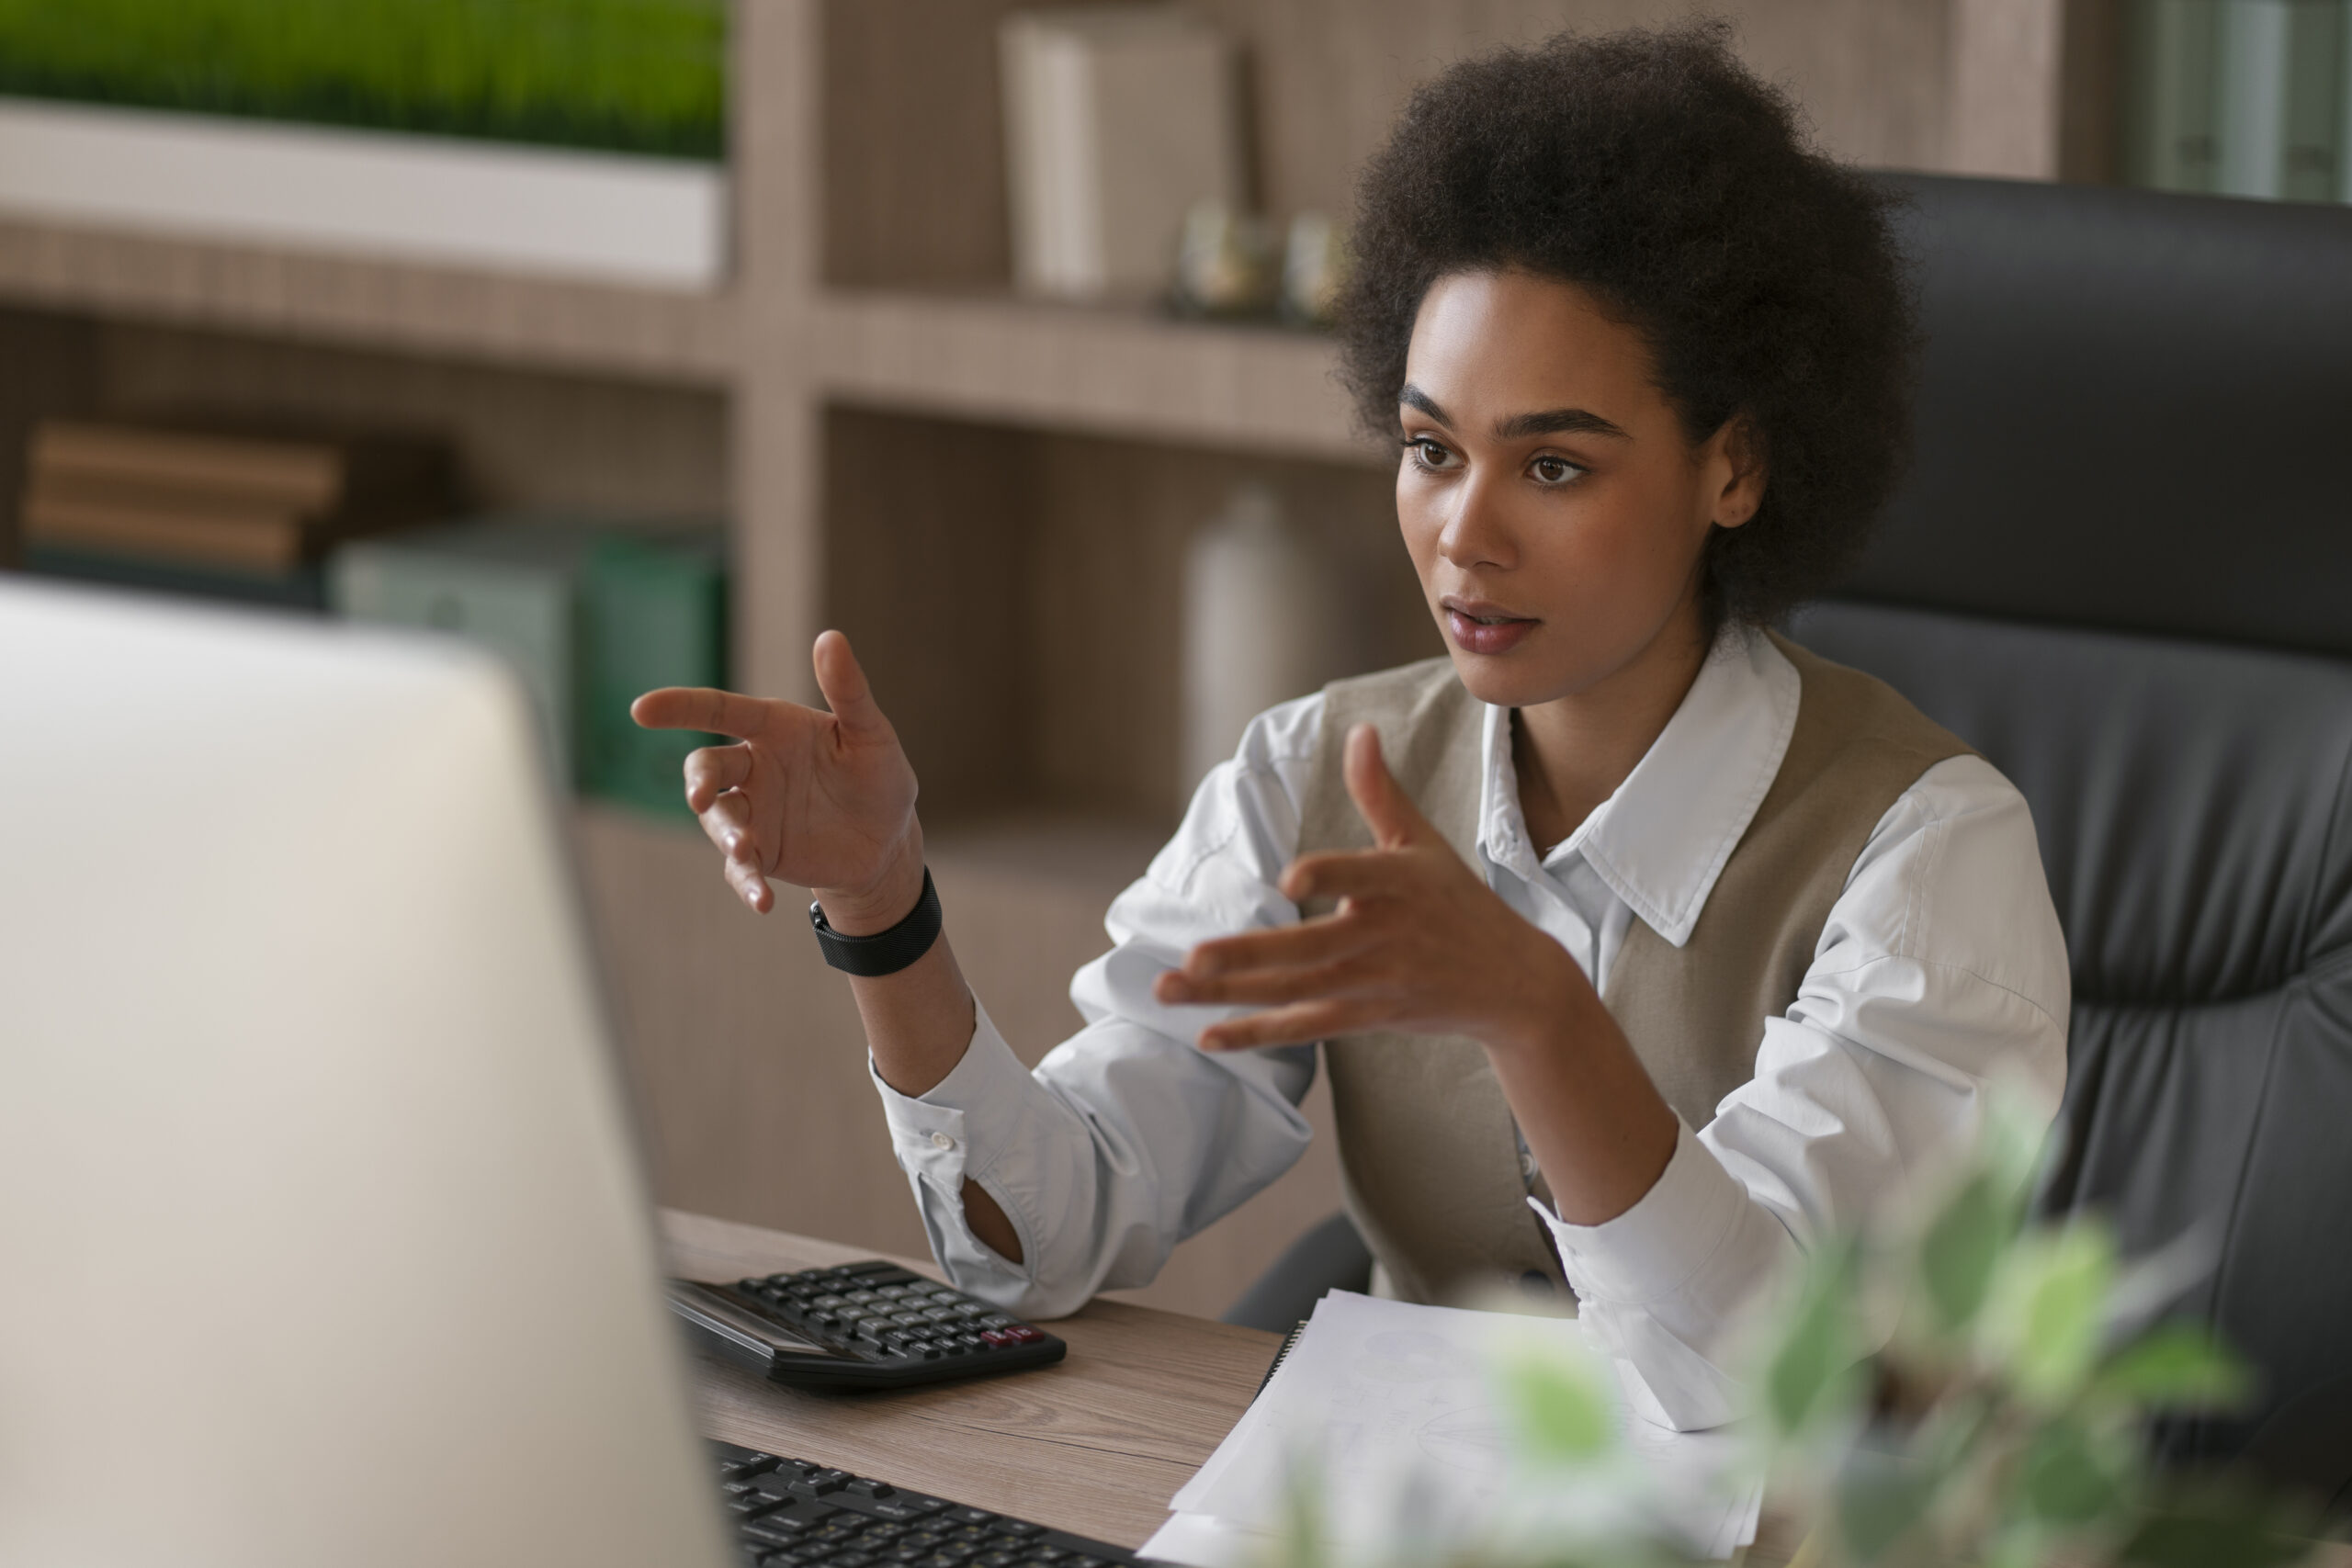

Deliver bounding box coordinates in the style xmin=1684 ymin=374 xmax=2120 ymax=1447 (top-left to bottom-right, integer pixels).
xmin=1791 ymin=601 xmax=2352 ymax=1464
xmin=1792 ymin=175 xmax=2352 ymax=1467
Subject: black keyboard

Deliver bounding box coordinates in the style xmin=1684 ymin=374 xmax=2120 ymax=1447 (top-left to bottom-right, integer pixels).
xmin=670 ymin=1260 xmax=1066 ymax=1392
xmin=712 ymin=1440 xmax=1143 ymax=1568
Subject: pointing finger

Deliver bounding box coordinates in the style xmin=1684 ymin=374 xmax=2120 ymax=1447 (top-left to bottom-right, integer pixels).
xmin=1171 ymin=913 xmax=1365 ymax=986
xmin=634 ymin=685 xmax=785 ymax=740
xmin=1279 ymin=849 xmax=1414 ymax=906
xmin=1342 ymin=724 xmax=1436 ymax=851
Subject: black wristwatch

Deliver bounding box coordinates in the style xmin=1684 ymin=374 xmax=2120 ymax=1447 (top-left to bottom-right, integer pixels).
xmin=808 ymin=868 xmax=942 ymax=977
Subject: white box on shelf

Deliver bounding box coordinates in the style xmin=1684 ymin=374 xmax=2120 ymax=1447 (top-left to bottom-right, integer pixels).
xmin=0 ymin=96 xmax=725 ymax=289
xmin=999 ymin=6 xmax=1242 ymax=302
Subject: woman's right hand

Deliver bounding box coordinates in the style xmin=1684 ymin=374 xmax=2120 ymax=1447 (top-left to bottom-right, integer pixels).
xmin=631 ymin=629 xmax=922 ymax=930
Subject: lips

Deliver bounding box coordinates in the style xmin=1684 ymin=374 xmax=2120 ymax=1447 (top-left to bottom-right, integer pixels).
xmin=1442 ymin=598 xmax=1537 ymax=656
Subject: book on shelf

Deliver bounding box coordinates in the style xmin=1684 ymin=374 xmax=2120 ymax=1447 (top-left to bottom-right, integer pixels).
xmin=2125 ymin=0 xmax=2347 ymax=201
xmin=18 ymin=418 xmax=451 ymax=577
xmin=329 ymin=514 xmax=725 ymax=806
xmin=999 ymin=5 xmax=1244 ymax=302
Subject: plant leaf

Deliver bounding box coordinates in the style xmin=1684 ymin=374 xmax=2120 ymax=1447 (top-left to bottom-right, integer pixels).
xmin=1982 ymin=1224 xmax=2116 ymax=1406
xmin=1499 ymin=1346 xmax=1615 ymax=1463
xmin=1765 ymin=1246 xmax=1863 ymax=1436
xmin=2018 ymin=1419 xmax=2127 ymax=1528
xmin=2095 ymin=1321 xmax=2252 ymax=1413
xmin=1920 ymin=1174 xmax=2007 ymax=1334
xmin=1837 ymin=1449 xmax=1939 ymax=1565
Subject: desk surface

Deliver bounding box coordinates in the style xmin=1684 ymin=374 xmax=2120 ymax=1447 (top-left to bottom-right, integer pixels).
xmin=662 ymin=1208 xmax=1282 ymax=1551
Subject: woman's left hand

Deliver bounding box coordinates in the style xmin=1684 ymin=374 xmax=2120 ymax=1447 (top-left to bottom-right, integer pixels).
xmin=1153 ymin=723 xmax=1589 ymax=1055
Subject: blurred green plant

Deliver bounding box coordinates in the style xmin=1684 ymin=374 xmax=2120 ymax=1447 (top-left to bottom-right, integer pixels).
xmin=1261 ymin=1095 xmax=2324 ymax=1568
xmin=0 ymin=0 xmax=723 ymax=158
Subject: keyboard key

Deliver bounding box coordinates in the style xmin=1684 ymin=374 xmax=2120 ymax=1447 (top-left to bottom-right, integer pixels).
xmin=831 ymin=1553 xmax=879 ymax=1567
xmin=748 ymin=1518 xmax=814 ymax=1548
xmin=846 ymin=1478 xmax=897 ymax=1498
xmin=947 ymin=1508 xmax=998 ymax=1527
xmin=988 ymin=1522 xmax=1046 ymax=1540
xmin=867 ymin=1501 xmax=927 ymax=1523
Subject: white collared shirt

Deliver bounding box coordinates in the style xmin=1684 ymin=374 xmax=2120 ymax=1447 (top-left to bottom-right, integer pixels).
xmin=871 ymin=627 xmax=2070 ymax=1429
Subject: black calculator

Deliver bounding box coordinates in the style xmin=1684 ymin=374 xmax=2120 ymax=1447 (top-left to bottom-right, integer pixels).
xmin=667 ymin=1260 xmax=1066 ymax=1392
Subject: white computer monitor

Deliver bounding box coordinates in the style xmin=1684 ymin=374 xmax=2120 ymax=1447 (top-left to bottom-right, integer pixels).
xmin=0 ymin=580 xmax=730 ymax=1568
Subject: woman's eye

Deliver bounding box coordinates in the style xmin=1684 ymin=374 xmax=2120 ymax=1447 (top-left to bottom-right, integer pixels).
xmin=1530 ymin=456 xmax=1584 ymax=485
xmin=1408 ymin=437 xmax=1456 ymax=470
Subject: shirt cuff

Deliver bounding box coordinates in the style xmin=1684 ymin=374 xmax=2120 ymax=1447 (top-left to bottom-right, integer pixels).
xmin=1542 ymin=1118 xmax=1748 ymax=1306
xmin=868 ymin=999 xmax=1033 ymax=1199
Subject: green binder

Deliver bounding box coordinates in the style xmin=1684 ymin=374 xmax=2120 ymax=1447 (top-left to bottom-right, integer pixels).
xmin=329 ymin=515 xmax=728 ymax=807
xmin=580 ymin=529 xmax=729 ymax=820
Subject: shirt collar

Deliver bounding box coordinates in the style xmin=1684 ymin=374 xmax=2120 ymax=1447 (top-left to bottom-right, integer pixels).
xmin=1476 ymin=625 xmax=1800 ymax=947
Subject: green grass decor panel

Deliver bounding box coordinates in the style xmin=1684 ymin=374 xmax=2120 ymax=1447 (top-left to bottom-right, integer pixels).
xmin=0 ymin=0 xmax=724 ymax=159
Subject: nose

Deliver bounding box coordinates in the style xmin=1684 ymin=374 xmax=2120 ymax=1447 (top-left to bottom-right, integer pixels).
xmin=1436 ymin=468 xmax=1515 ymax=572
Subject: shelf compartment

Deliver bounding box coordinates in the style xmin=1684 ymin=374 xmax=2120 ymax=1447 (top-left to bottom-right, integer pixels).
xmin=821 ymin=406 xmax=1432 ymax=830
xmin=813 ymin=290 xmax=1378 ymax=466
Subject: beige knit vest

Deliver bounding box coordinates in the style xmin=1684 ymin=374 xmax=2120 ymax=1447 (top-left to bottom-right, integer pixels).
xmin=1300 ymin=634 xmax=1973 ymax=1305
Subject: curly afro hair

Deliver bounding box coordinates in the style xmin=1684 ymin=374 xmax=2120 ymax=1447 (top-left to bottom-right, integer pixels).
xmin=1335 ymin=21 xmax=1917 ymax=628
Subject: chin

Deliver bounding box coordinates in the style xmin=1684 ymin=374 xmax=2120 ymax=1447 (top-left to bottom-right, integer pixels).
xmin=1442 ymin=642 xmax=1572 ymax=710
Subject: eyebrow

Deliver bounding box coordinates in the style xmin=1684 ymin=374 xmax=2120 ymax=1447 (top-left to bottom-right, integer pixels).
xmin=1398 ymin=383 xmax=1631 ymax=443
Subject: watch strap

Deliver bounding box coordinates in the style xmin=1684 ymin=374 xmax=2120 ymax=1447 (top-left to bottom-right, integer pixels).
xmin=808 ymin=867 xmax=941 ymax=977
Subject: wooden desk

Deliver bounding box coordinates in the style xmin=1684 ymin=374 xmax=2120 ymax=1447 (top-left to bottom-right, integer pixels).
xmin=664 ymin=1210 xmax=1815 ymax=1564
xmin=662 ymin=1209 xmax=1282 ymax=1551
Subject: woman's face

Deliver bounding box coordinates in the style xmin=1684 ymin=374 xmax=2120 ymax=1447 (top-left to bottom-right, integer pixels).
xmin=1395 ymin=268 xmax=1760 ymax=710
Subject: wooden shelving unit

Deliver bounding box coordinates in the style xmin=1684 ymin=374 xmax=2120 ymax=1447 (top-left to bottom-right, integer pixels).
xmin=0 ymin=0 xmax=2109 ymax=1316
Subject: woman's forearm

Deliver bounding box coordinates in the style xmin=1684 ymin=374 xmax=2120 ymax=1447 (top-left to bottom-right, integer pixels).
xmin=819 ymin=833 xmax=1025 ymax=1262
xmin=1486 ymin=953 xmax=1679 ymax=1227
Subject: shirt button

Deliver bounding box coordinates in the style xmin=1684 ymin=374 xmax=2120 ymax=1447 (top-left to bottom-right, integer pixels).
xmin=930 ymin=1132 xmax=956 ymax=1150
xmin=1520 ymin=1151 xmax=1538 ymax=1179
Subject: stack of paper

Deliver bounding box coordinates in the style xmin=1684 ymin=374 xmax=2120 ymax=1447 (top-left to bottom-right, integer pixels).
xmin=1142 ymin=1292 xmax=1763 ymax=1565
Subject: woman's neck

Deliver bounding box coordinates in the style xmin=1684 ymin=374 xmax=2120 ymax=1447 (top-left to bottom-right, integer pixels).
xmin=1511 ymin=606 xmax=1715 ymax=856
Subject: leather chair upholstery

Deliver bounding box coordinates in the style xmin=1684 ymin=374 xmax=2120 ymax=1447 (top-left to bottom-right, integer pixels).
xmin=1790 ymin=601 xmax=2352 ymax=1468
xmin=1795 ymin=174 xmax=2352 ymax=1472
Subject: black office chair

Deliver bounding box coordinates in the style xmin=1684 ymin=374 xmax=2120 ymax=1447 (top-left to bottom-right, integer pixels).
xmin=1228 ymin=175 xmax=2352 ymax=1494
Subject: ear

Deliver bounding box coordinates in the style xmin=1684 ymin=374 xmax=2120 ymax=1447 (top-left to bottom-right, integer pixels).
xmin=1707 ymin=415 xmax=1768 ymax=532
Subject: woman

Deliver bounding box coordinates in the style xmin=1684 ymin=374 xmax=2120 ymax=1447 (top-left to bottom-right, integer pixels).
xmin=635 ymin=24 xmax=2068 ymax=1431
